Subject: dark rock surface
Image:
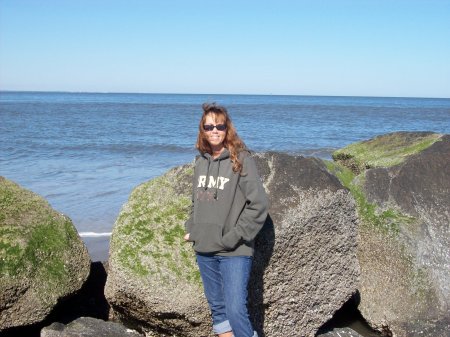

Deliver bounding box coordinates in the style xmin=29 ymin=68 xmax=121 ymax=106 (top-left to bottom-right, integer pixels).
xmin=364 ymin=134 xmax=450 ymax=220
xmin=317 ymin=327 xmax=364 ymax=337
xmin=40 ymin=317 xmax=143 ymax=337
xmin=105 ymin=152 xmax=359 ymax=337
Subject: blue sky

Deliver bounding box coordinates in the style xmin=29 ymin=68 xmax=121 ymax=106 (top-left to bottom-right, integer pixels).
xmin=1 ymin=0 xmax=449 ymax=97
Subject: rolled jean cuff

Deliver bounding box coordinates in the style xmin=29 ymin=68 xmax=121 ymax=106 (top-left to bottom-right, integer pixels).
xmin=213 ymin=320 xmax=232 ymax=334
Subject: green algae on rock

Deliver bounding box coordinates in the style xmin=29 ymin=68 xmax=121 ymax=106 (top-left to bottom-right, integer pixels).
xmin=109 ymin=164 xmax=199 ymax=283
xmin=324 ymin=160 xmax=416 ymax=236
xmin=332 ymin=131 xmax=442 ymax=174
xmin=0 ymin=176 xmax=90 ymax=330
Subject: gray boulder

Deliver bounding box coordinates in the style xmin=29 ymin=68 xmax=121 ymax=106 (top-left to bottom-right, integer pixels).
xmin=41 ymin=317 xmax=143 ymax=337
xmin=105 ymin=152 xmax=359 ymax=337
xmin=332 ymin=132 xmax=450 ymax=336
xmin=249 ymin=153 xmax=359 ymax=337
xmin=0 ymin=177 xmax=91 ymax=330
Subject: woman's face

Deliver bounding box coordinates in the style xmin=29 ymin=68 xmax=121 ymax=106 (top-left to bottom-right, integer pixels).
xmin=204 ymin=113 xmax=227 ymax=151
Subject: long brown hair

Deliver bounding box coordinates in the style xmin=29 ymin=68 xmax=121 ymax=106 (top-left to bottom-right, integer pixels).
xmin=196 ymin=103 xmax=247 ymax=173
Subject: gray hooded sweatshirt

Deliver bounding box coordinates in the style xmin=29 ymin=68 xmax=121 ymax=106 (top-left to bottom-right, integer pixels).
xmin=185 ymin=149 xmax=268 ymax=256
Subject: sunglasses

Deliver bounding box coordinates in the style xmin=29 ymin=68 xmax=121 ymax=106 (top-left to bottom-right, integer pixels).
xmin=203 ymin=124 xmax=227 ymax=131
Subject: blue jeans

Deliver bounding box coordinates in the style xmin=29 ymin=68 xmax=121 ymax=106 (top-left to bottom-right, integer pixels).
xmin=196 ymin=254 xmax=258 ymax=337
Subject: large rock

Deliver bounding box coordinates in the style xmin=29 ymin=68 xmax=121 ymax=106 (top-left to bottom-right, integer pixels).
xmin=250 ymin=153 xmax=359 ymax=337
xmin=332 ymin=132 xmax=450 ymax=336
xmin=41 ymin=317 xmax=143 ymax=337
xmin=0 ymin=177 xmax=91 ymax=330
xmin=105 ymin=152 xmax=359 ymax=337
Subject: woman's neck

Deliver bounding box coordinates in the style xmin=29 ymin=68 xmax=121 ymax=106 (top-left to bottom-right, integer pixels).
xmin=211 ymin=146 xmax=224 ymax=159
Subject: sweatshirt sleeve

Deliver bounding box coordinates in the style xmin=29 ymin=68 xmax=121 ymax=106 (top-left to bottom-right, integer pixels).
xmin=184 ymin=193 xmax=194 ymax=234
xmin=221 ymin=155 xmax=269 ymax=249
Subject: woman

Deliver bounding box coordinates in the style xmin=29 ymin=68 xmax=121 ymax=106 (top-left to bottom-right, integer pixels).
xmin=184 ymin=103 xmax=268 ymax=337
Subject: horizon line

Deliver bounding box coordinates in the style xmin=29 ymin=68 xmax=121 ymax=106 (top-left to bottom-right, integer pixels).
xmin=0 ymin=89 xmax=449 ymax=100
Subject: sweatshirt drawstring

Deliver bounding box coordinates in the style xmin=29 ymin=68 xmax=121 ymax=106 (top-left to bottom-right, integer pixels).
xmin=214 ymin=159 xmax=221 ymax=199
xmin=204 ymin=157 xmax=211 ymax=191
xmin=204 ymin=154 xmax=221 ymax=199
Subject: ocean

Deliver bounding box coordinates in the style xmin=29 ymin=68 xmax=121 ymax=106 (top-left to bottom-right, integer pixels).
xmin=1 ymin=91 xmax=449 ymax=261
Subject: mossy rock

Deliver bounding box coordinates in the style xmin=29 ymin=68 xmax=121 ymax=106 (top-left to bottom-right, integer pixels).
xmin=105 ymin=164 xmax=211 ymax=337
xmin=329 ymin=132 xmax=450 ymax=336
xmin=0 ymin=177 xmax=90 ymax=330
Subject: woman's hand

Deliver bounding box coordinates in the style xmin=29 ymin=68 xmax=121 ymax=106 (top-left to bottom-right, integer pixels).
xmin=184 ymin=233 xmax=190 ymax=241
